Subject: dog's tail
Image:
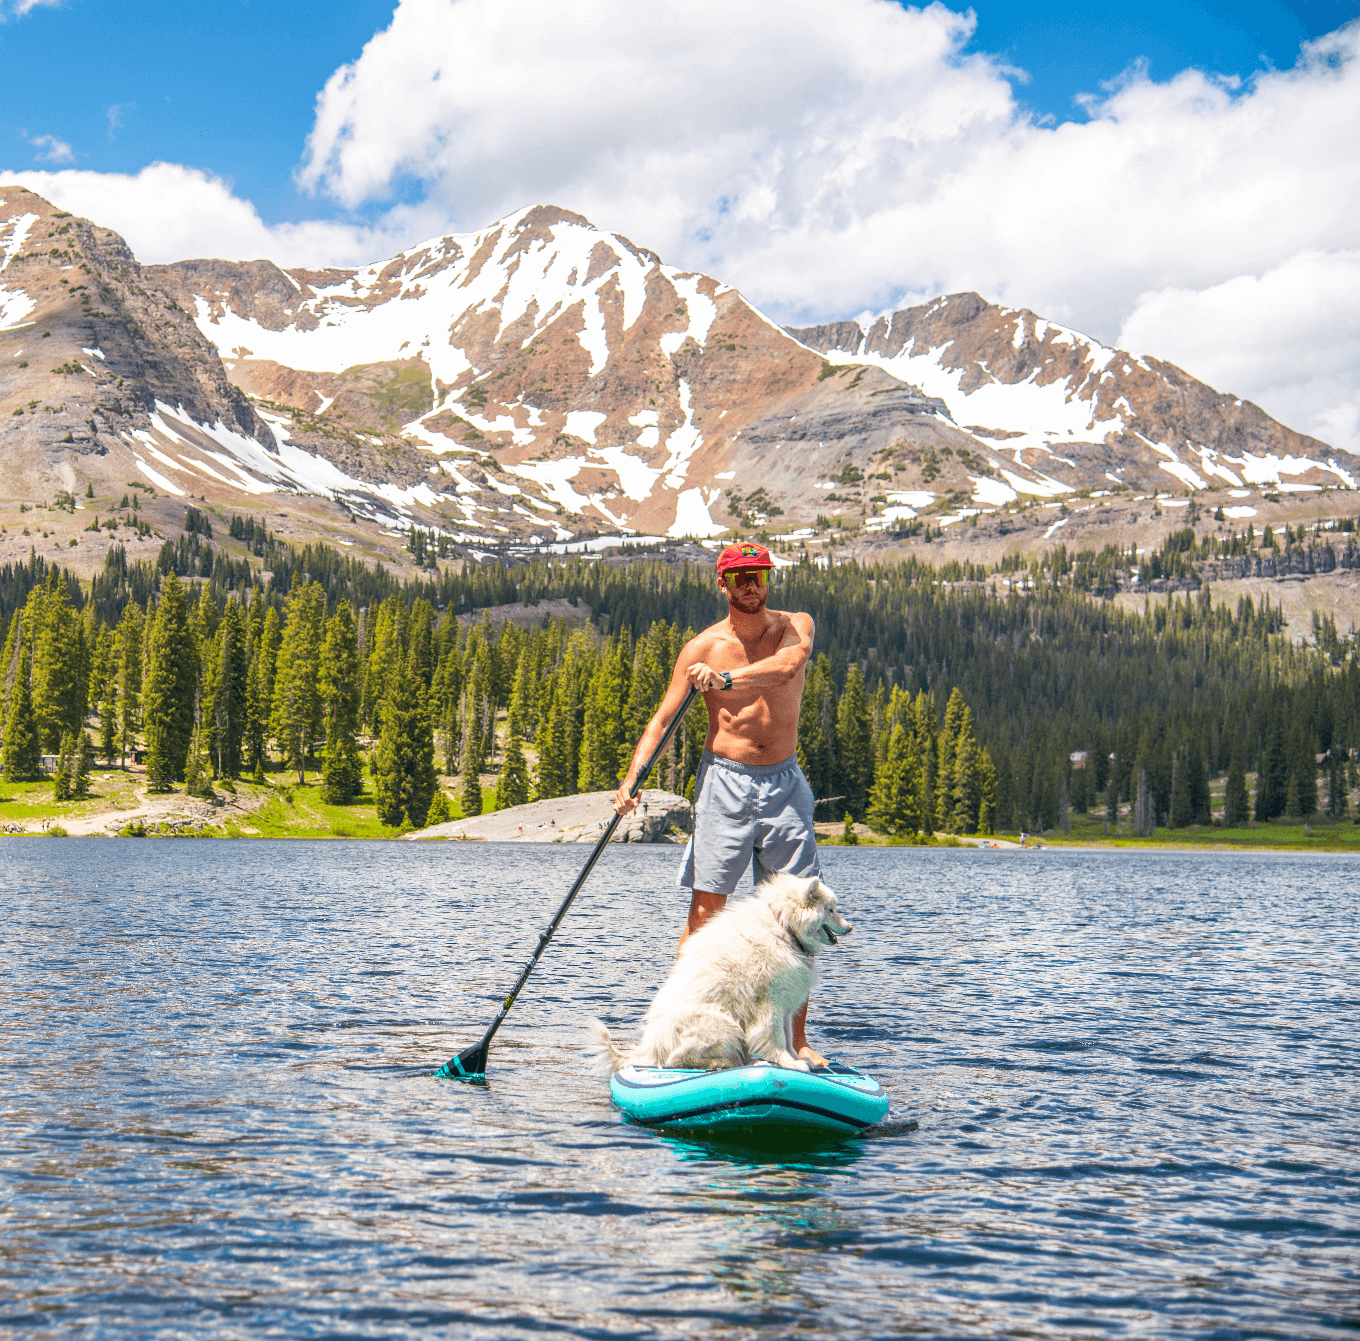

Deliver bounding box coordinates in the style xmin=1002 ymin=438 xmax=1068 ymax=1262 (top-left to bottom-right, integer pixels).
xmin=588 ymin=1018 xmax=631 ymax=1078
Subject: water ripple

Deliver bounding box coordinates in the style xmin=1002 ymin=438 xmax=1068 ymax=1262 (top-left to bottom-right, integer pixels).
xmin=1 ymin=841 xmax=1357 ymax=1337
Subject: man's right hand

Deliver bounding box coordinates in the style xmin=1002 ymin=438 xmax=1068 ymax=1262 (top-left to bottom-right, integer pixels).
xmin=613 ymin=781 xmax=639 ymax=816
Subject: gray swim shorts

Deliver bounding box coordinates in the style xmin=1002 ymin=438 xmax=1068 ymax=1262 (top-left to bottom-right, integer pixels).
xmin=678 ymin=751 xmax=820 ymax=896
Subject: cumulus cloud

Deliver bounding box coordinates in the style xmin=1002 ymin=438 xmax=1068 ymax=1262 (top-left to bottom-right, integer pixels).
xmin=0 ymin=162 xmax=426 ymax=267
xmin=1119 ymin=251 xmax=1360 ymax=453
xmin=5 ymin=0 xmax=1360 ymax=448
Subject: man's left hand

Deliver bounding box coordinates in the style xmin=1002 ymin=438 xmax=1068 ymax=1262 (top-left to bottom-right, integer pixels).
xmin=686 ymin=662 xmax=726 ymax=692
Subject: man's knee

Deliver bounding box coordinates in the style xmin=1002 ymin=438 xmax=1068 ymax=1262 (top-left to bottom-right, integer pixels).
xmin=680 ymin=890 xmax=727 ymax=948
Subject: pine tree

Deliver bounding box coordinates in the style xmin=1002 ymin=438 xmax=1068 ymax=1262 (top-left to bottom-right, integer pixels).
xmin=1224 ymin=743 xmax=1249 ymax=826
xmin=52 ymin=731 xmax=73 ymax=801
xmin=1294 ymin=735 xmax=1318 ymax=816
xmin=495 ymin=731 xmax=531 ymax=810
xmin=271 ymin=578 xmax=325 ymax=784
xmin=1254 ymin=709 xmax=1288 ymax=821
xmin=143 ymin=572 xmax=197 ymax=790
xmin=2 ymin=650 xmax=42 ymax=782
xmin=578 ymin=634 xmax=631 ymax=792
xmin=373 ymin=649 xmax=437 ymax=827
xmin=320 ymin=601 xmax=363 ymax=804
xmin=427 ymin=789 xmax=452 ymax=826
xmin=71 ymin=729 xmax=93 ymax=799
xmin=797 ymin=655 xmax=836 ymax=801
xmin=867 ymin=722 xmax=919 ymax=836
xmin=206 ymin=600 xmax=248 ymax=779
xmin=1169 ymin=750 xmax=1192 ymax=828
xmin=834 ymin=664 xmax=872 ymax=821
xmin=841 ymin=811 xmax=859 ymax=845
xmin=116 ymin=600 xmax=142 ymax=767
xmin=950 ymin=703 xmax=982 ymax=833
xmin=978 ymin=749 xmax=997 ymax=834
xmin=183 ymin=714 xmax=212 ymax=798
xmin=32 ymin=572 xmax=84 ymax=750
xmin=936 ymin=687 xmax=967 ymax=830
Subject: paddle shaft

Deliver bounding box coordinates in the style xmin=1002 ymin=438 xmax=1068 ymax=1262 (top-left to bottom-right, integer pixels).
xmin=466 ymin=685 xmax=699 ymax=1058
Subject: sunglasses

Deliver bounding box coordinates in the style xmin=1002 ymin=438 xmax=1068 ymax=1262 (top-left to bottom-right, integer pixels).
xmin=724 ymin=569 xmax=769 ymax=588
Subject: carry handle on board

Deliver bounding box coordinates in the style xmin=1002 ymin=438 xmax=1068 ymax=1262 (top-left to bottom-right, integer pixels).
xmin=435 ymin=684 xmax=699 ymax=1081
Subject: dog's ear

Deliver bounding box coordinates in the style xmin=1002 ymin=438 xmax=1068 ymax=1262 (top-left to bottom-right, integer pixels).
xmin=803 ymin=878 xmax=826 ymax=906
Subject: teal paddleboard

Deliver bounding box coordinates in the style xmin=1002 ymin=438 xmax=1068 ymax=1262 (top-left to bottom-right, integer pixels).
xmin=610 ymin=1060 xmax=888 ymax=1134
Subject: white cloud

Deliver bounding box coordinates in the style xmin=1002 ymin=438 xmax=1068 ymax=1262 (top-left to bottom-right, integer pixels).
xmin=0 ymin=0 xmax=63 ymax=17
xmin=1118 ymin=251 xmax=1360 ymax=453
xmin=0 ymin=162 xmax=423 ymax=267
xmin=27 ymin=133 xmax=74 ymax=164
xmin=5 ymin=0 xmax=1360 ymax=449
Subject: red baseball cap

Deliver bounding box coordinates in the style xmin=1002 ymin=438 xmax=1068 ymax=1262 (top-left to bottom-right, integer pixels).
xmin=716 ymin=541 xmax=774 ymax=576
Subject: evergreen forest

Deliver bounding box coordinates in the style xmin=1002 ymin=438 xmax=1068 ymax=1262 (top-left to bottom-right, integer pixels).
xmin=2 ymin=519 xmax=1358 ymax=837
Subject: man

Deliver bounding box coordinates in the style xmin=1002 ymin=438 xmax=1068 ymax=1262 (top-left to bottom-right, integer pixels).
xmin=612 ymin=540 xmax=827 ymax=1067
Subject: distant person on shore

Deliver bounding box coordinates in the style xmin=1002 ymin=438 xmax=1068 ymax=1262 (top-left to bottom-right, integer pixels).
xmin=613 ymin=541 xmax=826 ymax=1066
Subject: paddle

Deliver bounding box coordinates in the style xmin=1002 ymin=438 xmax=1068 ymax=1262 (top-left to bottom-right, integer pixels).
xmin=435 ymin=684 xmax=699 ymax=1081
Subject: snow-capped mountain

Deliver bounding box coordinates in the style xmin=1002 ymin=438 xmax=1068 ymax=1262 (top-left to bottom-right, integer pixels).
xmin=1 ymin=184 xmax=1349 ymax=554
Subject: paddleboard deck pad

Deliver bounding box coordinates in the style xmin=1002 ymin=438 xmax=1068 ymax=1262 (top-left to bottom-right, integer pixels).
xmin=610 ymin=1060 xmax=888 ymax=1134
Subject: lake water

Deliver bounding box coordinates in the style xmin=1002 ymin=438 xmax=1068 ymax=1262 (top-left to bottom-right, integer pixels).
xmin=2 ymin=841 xmax=1357 ymax=1339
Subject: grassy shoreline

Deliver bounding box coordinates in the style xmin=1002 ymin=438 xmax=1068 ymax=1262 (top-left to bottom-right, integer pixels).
xmin=4 ymin=769 xmax=1358 ymax=850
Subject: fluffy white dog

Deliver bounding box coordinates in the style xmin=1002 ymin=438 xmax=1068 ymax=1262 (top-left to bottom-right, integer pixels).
xmin=591 ymin=873 xmax=852 ymax=1075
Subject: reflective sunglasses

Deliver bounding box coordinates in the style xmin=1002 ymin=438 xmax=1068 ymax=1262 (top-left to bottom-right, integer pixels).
xmin=724 ymin=568 xmax=769 ymax=589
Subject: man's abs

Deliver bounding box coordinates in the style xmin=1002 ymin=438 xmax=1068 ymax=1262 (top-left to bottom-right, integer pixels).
xmin=703 ymin=671 xmax=805 ymax=764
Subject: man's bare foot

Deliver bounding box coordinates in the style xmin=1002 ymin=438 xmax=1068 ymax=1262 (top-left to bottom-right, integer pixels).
xmin=797 ymin=1043 xmax=829 ymax=1068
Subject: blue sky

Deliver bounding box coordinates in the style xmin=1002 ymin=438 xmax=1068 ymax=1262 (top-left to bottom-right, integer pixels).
xmin=2 ymin=0 xmax=1351 ymax=226
xmin=3 ymin=0 xmax=1358 ymax=450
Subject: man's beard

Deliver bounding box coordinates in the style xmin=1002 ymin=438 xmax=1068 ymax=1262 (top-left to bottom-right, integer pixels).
xmin=728 ymin=586 xmax=768 ymax=613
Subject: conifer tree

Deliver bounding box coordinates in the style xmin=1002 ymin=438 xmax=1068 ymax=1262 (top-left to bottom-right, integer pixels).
xmin=1294 ymin=734 xmax=1318 ymax=816
xmin=936 ymin=687 xmax=967 ymax=829
xmin=427 ymin=789 xmax=452 ymax=825
xmin=951 ymin=707 xmax=982 ymax=833
xmin=495 ymin=727 xmax=531 ymax=810
xmin=116 ymin=600 xmax=142 ymax=767
xmin=1255 ymin=709 xmax=1288 ymax=821
xmin=271 ymin=579 xmax=325 ymax=784
xmin=1169 ymin=750 xmax=1192 ymax=828
xmin=2 ymin=649 xmax=41 ymax=782
xmin=374 ymin=648 xmax=437 ymax=827
xmin=71 ymin=729 xmax=93 ymax=799
xmin=97 ymin=635 xmax=118 ymax=767
xmin=867 ymin=722 xmax=920 ymax=836
xmin=578 ymin=634 xmax=631 ymax=792
xmin=797 ymin=655 xmax=835 ymax=800
xmin=1224 ymin=742 xmax=1249 ymax=826
xmin=206 ymin=600 xmax=247 ymax=779
xmin=52 ymin=731 xmax=74 ymax=801
xmin=320 ymin=601 xmax=363 ymax=804
xmin=32 ymin=572 xmax=84 ymax=750
xmin=183 ymin=712 xmax=212 ymax=798
xmin=834 ymin=664 xmax=872 ymax=821
xmin=143 ymin=572 xmax=197 ymax=790
xmin=978 ymin=749 xmax=997 ymax=834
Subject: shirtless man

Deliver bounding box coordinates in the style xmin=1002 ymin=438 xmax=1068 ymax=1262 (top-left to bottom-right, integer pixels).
xmin=612 ymin=541 xmax=827 ymax=1067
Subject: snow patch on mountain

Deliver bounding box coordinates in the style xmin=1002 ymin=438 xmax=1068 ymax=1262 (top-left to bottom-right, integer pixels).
xmin=189 ymin=207 xmax=656 ymax=389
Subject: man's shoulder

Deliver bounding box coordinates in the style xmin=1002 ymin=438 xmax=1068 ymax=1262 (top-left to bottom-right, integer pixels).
xmin=770 ymin=608 xmax=814 ymax=634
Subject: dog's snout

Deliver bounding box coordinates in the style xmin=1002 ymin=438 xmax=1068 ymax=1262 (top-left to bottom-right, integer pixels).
xmin=843 ymin=920 xmax=853 ymax=934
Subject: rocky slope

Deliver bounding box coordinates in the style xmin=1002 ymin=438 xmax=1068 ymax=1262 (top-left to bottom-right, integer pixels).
xmin=2 ymin=186 xmax=1352 ymax=558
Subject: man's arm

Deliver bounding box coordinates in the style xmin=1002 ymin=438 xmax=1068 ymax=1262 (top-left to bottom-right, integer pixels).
xmin=686 ymin=613 xmax=814 ymax=693
xmin=612 ymin=640 xmax=708 ymax=815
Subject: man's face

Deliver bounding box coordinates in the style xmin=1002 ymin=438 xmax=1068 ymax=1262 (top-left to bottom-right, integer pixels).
xmin=720 ymin=567 xmax=769 ymax=613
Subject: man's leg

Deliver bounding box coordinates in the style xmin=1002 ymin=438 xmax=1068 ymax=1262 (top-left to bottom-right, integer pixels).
xmin=677 ymin=890 xmax=726 ymax=956
xmin=792 ymin=1000 xmax=826 ymax=1068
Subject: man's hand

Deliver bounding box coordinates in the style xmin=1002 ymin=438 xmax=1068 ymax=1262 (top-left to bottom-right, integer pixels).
xmin=612 ymin=780 xmax=640 ymax=816
xmin=686 ymin=661 xmax=727 ymax=692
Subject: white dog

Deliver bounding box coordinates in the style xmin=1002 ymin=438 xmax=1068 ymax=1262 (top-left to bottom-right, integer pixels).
xmin=591 ymin=873 xmax=852 ymax=1075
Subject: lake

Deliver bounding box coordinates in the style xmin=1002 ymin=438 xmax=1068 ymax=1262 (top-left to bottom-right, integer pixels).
xmin=1 ymin=841 xmax=1356 ymax=1338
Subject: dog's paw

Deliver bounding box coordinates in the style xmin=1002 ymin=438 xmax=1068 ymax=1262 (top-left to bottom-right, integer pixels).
xmin=775 ymin=1052 xmax=811 ymax=1072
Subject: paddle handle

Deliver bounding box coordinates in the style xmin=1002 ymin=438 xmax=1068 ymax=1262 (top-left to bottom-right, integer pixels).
xmin=473 ymin=685 xmax=698 ymax=1052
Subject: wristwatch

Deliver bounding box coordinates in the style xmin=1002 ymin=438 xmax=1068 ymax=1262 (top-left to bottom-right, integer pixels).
xmin=719 ymin=670 xmax=733 ymax=691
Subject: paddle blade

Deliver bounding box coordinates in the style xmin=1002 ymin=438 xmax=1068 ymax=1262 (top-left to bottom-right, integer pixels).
xmin=434 ymin=1040 xmax=489 ymax=1082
